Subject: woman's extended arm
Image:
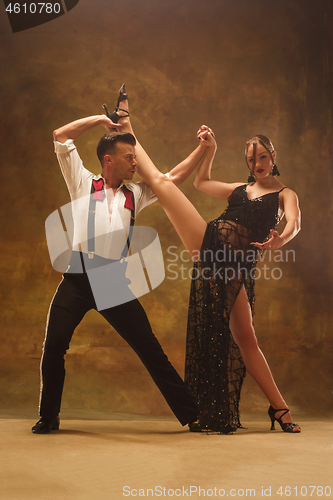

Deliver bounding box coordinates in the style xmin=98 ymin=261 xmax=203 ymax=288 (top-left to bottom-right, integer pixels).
xmin=252 ymin=189 xmax=301 ymax=250
xmin=167 ymin=127 xmax=212 ymax=186
xmin=193 ymin=127 xmax=243 ymax=199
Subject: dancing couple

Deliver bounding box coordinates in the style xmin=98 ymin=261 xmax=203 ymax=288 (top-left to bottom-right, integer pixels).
xmin=33 ymin=84 xmax=300 ymax=435
xmin=106 ymin=85 xmax=301 ymax=434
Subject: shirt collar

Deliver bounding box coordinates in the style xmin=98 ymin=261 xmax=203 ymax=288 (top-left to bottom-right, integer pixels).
xmin=98 ymin=174 xmax=126 ymax=193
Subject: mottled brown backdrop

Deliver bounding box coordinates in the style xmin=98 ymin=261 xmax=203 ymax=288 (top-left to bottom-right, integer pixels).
xmin=0 ymin=0 xmax=332 ymax=420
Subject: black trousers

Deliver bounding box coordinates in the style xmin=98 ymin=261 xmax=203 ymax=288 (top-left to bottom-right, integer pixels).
xmin=40 ymin=272 xmax=197 ymax=425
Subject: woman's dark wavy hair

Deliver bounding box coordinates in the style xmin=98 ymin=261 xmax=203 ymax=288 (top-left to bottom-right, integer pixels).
xmin=244 ymin=134 xmax=275 ymax=167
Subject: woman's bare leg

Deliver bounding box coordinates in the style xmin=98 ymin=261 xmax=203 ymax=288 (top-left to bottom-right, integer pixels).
xmin=116 ymin=90 xmax=299 ymax=430
xmin=118 ymin=97 xmax=207 ymax=259
xmin=229 ymin=285 xmax=300 ymax=431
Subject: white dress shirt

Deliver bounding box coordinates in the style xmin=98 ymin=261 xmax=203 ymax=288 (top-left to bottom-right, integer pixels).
xmin=55 ymin=139 xmax=159 ymax=260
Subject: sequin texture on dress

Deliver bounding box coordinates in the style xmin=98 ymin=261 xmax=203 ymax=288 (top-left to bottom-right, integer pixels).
xmin=185 ymin=184 xmax=284 ymax=433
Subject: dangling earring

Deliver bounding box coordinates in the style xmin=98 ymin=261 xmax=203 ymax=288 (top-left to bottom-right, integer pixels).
xmin=247 ymin=173 xmax=256 ymax=183
xmin=272 ymin=164 xmax=280 ymax=176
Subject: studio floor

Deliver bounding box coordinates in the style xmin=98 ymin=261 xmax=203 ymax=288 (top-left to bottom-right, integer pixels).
xmin=0 ymin=416 xmax=332 ymax=500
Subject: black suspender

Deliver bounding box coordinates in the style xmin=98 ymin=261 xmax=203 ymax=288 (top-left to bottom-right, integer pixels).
xmin=120 ymin=188 xmax=136 ymax=261
xmin=87 ymin=181 xmax=98 ymax=258
xmin=87 ymin=180 xmax=135 ymax=260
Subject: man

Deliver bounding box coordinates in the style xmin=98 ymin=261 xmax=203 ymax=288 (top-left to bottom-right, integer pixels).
xmin=32 ymin=111 xmax=209 ymax=433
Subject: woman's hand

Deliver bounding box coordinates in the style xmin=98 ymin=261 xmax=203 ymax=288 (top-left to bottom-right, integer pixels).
xmin=251 ymin=230 xmax=283 ymax=250
xmin=197 ymin=125 xmax=216 ymax=147
xmin=252 ymin=190 xmax=301 ymax=250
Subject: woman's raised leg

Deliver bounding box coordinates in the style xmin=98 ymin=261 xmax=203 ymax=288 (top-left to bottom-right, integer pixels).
xmin=229 ymin=285 xmax=300 ymax=432
xmin=117 ymin=95 xmax=208 ymax=259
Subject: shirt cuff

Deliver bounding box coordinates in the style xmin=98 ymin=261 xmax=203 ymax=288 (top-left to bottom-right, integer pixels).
xmin=54 ymin=139 xmax=76 ymax=154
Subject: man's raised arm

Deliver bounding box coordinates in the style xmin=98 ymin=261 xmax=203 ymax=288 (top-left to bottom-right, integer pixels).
xmin=53 ymin=115 xmax=121 ymax=143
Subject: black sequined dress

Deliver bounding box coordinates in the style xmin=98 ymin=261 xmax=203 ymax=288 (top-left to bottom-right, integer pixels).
xmin=185 ymin=184 xmax=285 ymax=433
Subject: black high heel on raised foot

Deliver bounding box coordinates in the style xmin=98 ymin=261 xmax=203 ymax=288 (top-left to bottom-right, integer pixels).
xmin=102 ymin=83 xmax=129 ymax=124
xmin=116 ymin=83 xmax=128 ymax=107
xmin=268 ymin=405 xmax=301 ymax=433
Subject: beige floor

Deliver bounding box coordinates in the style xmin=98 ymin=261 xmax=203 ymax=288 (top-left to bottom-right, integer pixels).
xmin=0 ymin=418 xmax=332 ymax=500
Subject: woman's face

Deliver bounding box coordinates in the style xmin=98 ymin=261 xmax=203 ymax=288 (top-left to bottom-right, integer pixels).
xmin=246 ymin=143 xmax=276 ymax=179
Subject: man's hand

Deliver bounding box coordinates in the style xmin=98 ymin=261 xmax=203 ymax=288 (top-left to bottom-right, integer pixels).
xmin=101 ymin=115 xmax=123 ymax=133
xmin=197 ymin=125 xmax=216 ymax=147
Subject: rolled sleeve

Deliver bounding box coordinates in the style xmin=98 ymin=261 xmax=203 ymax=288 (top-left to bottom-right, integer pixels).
xmin=54 ymin=139 xmax=77 ymax=154
xmin=54 ymin=139 xmax=92 ymax=198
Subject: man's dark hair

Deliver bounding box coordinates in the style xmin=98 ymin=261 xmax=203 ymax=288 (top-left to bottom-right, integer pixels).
xmin=96 ymin=132 xmax=136 ymax=165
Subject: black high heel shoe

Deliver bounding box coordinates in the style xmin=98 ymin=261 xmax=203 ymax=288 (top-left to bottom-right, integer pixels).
xmin=268 ymin=405 xmax=301 ymax=433
xmin=116 ymin=83 xmax=128 ymax=107
xmin=102 ymin=83 xmax=129 ymax=124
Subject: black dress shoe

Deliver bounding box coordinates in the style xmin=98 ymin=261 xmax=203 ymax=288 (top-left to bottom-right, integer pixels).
xmin=31 ymin=416 xmax=60 ymax=434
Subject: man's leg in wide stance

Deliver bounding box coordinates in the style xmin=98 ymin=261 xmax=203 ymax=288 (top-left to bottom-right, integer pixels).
xmin=33 ymin=275 xmax=197 ymax=433
xmin=100 ymin=299 xmax=198 ymax=426
xmin=32 ymin=274 xmax=93 ymax=434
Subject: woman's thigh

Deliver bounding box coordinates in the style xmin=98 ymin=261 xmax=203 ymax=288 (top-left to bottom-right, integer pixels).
xmin=229 ymin=284 xmax=257 ymax=349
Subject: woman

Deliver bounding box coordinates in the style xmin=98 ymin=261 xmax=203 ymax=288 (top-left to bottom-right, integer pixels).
xmin=105 ymin=86 xmax=301 ymax=434
xmin=185 ymin=132 xmax=300 ymax=434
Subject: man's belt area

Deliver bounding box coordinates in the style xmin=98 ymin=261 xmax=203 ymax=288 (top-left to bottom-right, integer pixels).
xmin=66 ymin=251 xmax=120 ymax=273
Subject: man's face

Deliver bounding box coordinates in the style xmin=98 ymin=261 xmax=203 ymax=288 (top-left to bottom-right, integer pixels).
xmin=106 ymin=142 xmax=137 ymax=181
